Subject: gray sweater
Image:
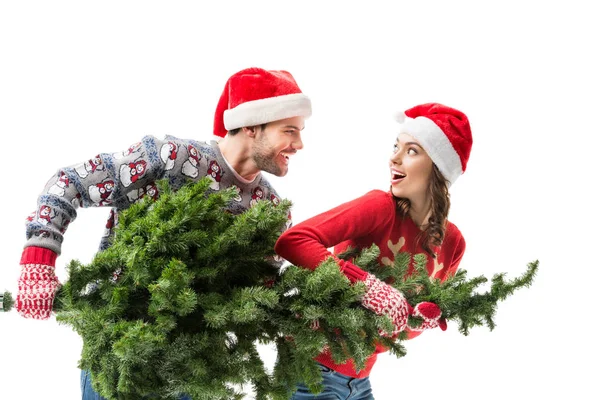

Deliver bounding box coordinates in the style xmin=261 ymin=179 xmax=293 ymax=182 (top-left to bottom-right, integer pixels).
xmin=25 ymin=135 xmax=285 ymax=257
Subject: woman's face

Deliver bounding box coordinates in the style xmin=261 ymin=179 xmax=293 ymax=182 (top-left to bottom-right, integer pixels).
xmin=389 ymin=133 xmax=433 ymax=207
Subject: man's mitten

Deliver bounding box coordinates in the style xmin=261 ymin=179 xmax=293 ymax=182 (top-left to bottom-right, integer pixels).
xmin=16 ymin=247 xmax=60 ymax=320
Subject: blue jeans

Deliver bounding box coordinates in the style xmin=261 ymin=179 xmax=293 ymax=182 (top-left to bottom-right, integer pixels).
xmin=80 ymin=370 xmax=191 ymax=400
xmin=291 ymin=363 xmax=374 ymax=400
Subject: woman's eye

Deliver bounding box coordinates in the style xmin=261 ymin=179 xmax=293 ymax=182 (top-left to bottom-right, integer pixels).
xmin=392 ymin=144 xmax=398 ymax=152
xmin=408 ymin=148 xmax=417 ymax=155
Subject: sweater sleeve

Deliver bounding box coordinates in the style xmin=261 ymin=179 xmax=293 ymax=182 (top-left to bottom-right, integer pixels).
xmin=274 ymin=190 xmax=396 ymax=283
xmin=24 ymin=135 xmax=171 ymax=256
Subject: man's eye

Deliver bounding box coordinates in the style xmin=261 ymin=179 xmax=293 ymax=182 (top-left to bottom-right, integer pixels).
xmin=392 ymin=144 xmax=398 ymax=152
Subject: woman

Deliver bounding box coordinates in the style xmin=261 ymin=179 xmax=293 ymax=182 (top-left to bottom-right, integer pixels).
xmin=274 ymin=103 xmax=473 ymax=399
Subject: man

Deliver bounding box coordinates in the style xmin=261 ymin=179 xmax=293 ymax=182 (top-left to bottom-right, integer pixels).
xmin=15 ymin=67 xmax=311 ymax=399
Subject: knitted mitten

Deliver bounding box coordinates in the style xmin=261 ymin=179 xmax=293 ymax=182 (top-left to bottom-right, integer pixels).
xmin=16 ymin=247 xmax=60 ymax=320
xmin=409 ymin=301 xmax=447 ymax=331
xmin=362 ymin=273 xmax=411 ymax=336
xmin=362 ymin=273 xmax=446 ymax=335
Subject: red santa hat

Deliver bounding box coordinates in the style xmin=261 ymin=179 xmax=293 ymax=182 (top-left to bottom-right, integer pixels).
xmin=213 ymin=67 xmax=312 ymax=137
xmin=394 ymin=103 xmax=472 ymax=186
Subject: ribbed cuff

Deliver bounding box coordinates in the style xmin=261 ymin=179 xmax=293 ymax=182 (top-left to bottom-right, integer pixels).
xmin=20 ymin=246 xmax=58 ymax=267
xmin=339 ymin=262 xmax=368 ymax=283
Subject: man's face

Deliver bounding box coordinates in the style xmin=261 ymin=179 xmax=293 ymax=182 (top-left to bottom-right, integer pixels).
xmin=251 ymin=116 xmax=305 ymax=177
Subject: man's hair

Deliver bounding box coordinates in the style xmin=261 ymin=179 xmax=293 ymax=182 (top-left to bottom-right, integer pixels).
xmin=227 ymin=123 xmax=268 ymax=136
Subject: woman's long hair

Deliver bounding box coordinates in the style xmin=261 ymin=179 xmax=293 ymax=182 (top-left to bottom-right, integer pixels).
xmin=394 ymin=164 xmax=450 ymax=257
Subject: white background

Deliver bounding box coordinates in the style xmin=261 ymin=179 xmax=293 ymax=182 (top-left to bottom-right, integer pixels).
xmin=1 ymin=1 xmax=598 ymax=399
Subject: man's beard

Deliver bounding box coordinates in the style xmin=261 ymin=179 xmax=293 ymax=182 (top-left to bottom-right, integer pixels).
xmin=252 ymin=135 xmax=286 ymax=177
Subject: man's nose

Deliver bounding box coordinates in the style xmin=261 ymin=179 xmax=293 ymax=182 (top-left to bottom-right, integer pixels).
xmin=293 ymin=134 xmax=304 ymax=150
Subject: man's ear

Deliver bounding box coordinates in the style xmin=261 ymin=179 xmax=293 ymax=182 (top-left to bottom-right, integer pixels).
xmin=241 ymin=126 xmax=257 ymax=138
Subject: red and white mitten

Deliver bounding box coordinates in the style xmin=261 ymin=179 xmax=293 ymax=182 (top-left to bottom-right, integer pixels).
xmin=361 ymin=273 xmax=410 ymax=336
xmin=409 ymin=302 xmax=447 ymax=332
xmin=16 ymin=247 xmax=61 ymax=320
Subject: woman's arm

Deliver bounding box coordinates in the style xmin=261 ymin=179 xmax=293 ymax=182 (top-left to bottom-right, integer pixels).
xmin=275 ymin=190 xmax=395 ymax=282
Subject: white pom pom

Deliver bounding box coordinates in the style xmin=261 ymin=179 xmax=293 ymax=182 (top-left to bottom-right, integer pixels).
xmin=394 ymin=111 xmax=407 ymax=124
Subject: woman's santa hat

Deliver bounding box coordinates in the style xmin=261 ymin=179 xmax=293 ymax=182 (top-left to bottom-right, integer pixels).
xmin=395 ymin=103 xmax=473 ymax=186
xmin=213 ymin=67 xmax=312 ymax=137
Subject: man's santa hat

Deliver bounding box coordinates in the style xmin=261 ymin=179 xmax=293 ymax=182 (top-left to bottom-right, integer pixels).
xmin=213 ymin=67 xmax=312 ymax=137
xmin=394 ymin=103 xmax=473 ymax=186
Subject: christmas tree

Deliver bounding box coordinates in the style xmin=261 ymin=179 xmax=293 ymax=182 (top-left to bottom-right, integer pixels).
xmin=3 ymin=177 xmax=538 ymax=399
xmin=54 ymin=177 xmax=297 ymax=399
xmin=0 ymin=291 xmax=13 ymax=313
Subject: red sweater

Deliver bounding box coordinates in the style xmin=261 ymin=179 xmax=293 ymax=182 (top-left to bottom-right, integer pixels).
xmin=274 ymin=189 xmax=465 ymax=378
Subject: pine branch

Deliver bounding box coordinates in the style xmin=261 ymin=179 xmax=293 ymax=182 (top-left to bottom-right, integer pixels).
xmin=0 ymin=291 xmax=14 ymax=312
xmin=341 ymin=244 xmax=539 ymax=336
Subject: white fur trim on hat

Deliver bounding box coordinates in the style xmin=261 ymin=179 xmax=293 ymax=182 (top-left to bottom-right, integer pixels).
xmin=224 ymin=93 xmax=312 ymax=130
xmin=395 ymin=113 xmax=462 ymax=185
